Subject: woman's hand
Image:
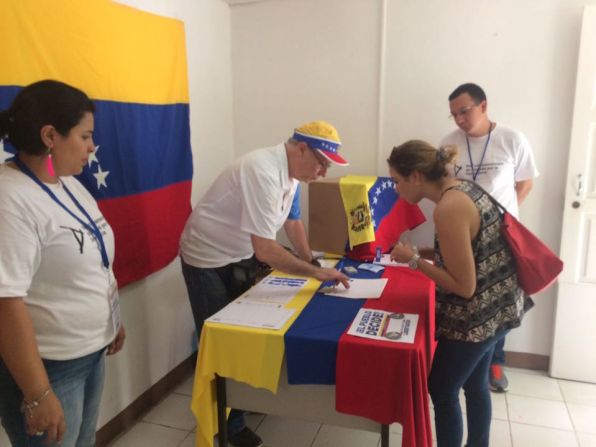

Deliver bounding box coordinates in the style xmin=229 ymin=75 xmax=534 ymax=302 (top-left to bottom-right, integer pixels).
xmin=24 ymin=389 xmax=66 ymax=444
xmin=390 ymin=242 xmax=417 ymax=263
xmin=107 ymin=325 xmax=126 ymax=355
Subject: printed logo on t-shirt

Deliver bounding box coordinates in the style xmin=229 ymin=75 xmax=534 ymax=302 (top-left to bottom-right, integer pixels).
xmin=59 ymin=216 xmax=108 ymax=255
xmin=60 ymin=226 xmax=85 ymax=254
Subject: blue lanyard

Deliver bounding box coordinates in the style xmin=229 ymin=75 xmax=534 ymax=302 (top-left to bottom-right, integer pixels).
xmin=14 ymin=157 xmax=110 ymax=269
xmin=465 ymin=122 xmax=493 ymax=181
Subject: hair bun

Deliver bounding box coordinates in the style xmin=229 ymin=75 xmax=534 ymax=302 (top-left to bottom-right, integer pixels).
xmin=436 ymin=147 xmax=448 ymax=162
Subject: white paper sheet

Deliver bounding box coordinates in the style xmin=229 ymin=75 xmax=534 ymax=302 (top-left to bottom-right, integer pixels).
xmin=347 ymin=308 xmax=419 ymax=343
xmin=206 ymin=299 xmax=295 ymax=330
xmin=241 ymin=275 xmax=308 ymax=305
xmin=373 ymin=254 xmax=408 ymax=267
xmin=320 ymin=278 xmax=388 ymax=299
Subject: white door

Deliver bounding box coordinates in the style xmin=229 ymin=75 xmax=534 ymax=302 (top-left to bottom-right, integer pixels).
xmin=550 ymin=5 xmax=596 ymax=383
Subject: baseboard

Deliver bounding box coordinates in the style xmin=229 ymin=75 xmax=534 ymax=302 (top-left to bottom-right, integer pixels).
xmin=506 ymin=351 xmax=549 ymax=371
xmin=96 ymin=352 xmax=197 ymax=447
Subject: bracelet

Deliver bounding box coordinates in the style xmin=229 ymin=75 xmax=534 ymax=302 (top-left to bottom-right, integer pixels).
xmin=20 ymin=388 xmax=51 ymax=416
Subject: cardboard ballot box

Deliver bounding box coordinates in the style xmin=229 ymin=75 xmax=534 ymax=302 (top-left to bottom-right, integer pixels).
xmin=308 ymin=177 xmax=349 ymax=255
xmin=308 ymin=176 xmax=426 ymax=258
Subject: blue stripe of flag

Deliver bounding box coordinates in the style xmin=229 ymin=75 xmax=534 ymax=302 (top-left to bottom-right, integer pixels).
xmin=80 ymin=100 xmax=192 ymax=199
xmin=368 ymin=176 xmax=398 ymax=229
xmin=0 ymin=87 xmax=192 ymax=200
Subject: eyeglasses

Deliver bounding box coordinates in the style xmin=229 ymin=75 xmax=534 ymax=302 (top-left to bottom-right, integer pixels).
xmin=448 ymin=103 xmax=479 ymax=120
xmin=310 ymin=148 xmax=332 ymax=169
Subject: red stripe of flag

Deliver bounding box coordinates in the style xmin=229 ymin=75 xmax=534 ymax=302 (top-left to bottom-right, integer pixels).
xmin=98 ymin=181 xmax=191 ymax=287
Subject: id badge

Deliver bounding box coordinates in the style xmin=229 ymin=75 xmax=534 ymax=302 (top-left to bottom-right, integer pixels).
xmin=107 ymin=272 xmax=121 ymax=335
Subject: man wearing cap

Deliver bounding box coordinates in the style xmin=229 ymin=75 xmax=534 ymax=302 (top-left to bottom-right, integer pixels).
xmin=179 ymin=120 xmax=349 ymax=447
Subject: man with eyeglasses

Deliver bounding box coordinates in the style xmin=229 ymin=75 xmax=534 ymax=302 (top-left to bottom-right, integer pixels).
xmin=440 ymin=83 xmax=539 ymax=393
xmin=179 ymin=120 xmax=349 ymax=447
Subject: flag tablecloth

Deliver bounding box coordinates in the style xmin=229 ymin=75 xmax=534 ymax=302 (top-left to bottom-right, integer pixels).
xmin=284 ymin=258 xmax=383 ymax=384
xmin=191 ymin=265 xmax=434 ymax=447
xmin=191 ymin=274 xmax=322 ymax=447
xmin=336 ymin=267 xmax=435 ymax=447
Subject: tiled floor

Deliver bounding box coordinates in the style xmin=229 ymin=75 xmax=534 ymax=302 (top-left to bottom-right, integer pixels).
xmin=2 ymin=367 xmax=596 ymax=446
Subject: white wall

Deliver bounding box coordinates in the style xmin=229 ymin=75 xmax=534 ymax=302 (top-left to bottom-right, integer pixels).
xmin=98 ymin=0 xmax=234 ymax=427
xmin=230 ymin=0 xmax=381 ymax=171
xmin=229 ymin=0 xmax=596 ymax=357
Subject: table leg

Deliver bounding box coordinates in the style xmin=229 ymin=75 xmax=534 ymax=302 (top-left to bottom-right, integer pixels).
xmin=380 ymin=424 xmax=389 ymax=447
xmin=216 ymin=375 xmax=228 ymax=447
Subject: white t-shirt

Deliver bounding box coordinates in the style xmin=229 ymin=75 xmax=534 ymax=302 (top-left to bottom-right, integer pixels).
xmin=0 ymin=165 xmax=116 ymax=360
xmin=440 ymin=124 xmax=539 ymax=217
xmin=180 ymin=144 xmax=299 ymax=268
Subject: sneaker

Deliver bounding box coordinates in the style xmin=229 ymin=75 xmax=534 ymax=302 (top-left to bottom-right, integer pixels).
xmin=228 ymin=427 xmax=263 ymax=447
xmin=489 ymin=364 xmax=509 ymax=392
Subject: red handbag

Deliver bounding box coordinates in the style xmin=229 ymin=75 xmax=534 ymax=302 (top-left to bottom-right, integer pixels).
xmin=501 ymin=212 xmax=564 ymax=295
xmin=477 ymin=182 xmax=564 ymax=295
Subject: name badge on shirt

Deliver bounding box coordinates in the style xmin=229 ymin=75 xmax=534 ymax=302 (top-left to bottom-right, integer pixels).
xmin=108 ymin=271 xmax=121 ymax=335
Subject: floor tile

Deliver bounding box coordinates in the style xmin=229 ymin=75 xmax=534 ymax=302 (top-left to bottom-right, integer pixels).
xmin=506 ymin=394 xmax=573 ymax=430
xmin=311 ymin=425 xmax=380 ymax=447
xmin=491 ymin=392 xmax=509 ymax=420
xmin=506 ymin=370 xmax=564 ymax=401
xmin=142 ymin=394 xmax=196 ymax=431
xmin=388 ymin=430 xmax=403 ymax=447
xmin=98 ymin=366 xmax=596 ymax=447
xmin=177 ymin=433 xmax=197 ymax=447
xmin=489 ymin=419 xmax=512 ymax=447
xmin=559 ymin=380 xmax=596 ymax=407
xmin=255 ymin=415 xmax=320 ymax=447
xmin=173 ymin=375 xmax=194 ymax=397
xmin=510 ymin=422 xmax=578 ymax=447
xmin=578 ymin=432 xmax=596 ymax=447
xmin=567 ymin=403 xmax=596 ymax=434
xmin=246 ymin=412 xmax=266 ymax=431
xmin=178 ymin=432 xmax=219 ymax=447
xmin=109 ymin=421 xmax=189 ymax=447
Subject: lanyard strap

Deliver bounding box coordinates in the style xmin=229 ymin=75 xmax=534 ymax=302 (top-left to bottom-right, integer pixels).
xmin=13 ymin=157 xmax=110 ymax=269
xmin=465 ymin=122 xmax=493 ymax=181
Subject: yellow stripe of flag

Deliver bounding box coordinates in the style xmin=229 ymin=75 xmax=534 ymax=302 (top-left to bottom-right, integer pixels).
xmin=0 ymin=0 xmax=188 ymax=104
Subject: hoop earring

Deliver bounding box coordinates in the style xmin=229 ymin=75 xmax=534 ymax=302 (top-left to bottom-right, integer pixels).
xmin=46 ymin=148 xmax=55 ymax=177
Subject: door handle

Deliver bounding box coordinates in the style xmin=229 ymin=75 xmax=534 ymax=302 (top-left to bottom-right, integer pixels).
xmin=575 ymin=173 xmax=583 ymax=197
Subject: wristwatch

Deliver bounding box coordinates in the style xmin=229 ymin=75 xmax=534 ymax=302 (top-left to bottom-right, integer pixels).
xmin=408 ymin=247 xmax=421 ymax=270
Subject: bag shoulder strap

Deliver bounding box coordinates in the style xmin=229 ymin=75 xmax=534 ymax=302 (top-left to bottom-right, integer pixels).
xmin=460 ymin=179 xmax=508 ymax=216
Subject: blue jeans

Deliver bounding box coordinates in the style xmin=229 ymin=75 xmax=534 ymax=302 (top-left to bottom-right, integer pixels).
xmin=181 ymin=257 xmax=257 ymax=437
xmin=428 ymin=331 xmax=506 ymax=447
xmin=491 ymin=336 xmax=506 ymax=365
xmin=0 ymin=349 xmax=106 ymax=447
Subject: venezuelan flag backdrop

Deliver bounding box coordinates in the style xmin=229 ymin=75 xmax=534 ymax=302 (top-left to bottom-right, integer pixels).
xmin=0 ymin=0 xmax=193 ymax=287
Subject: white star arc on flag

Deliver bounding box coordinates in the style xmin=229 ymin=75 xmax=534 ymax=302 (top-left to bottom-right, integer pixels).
xmin=87 ymin=145 xmax=100 ymax=167
xmin=93 ymin=165 xmax=110 ymax=189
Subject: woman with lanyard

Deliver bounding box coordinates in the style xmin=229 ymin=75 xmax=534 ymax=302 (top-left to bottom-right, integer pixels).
xmin=0 ymin=80 xmax=126 ymax=447
xmin=387 ymin=140 xmax=532 ymax=447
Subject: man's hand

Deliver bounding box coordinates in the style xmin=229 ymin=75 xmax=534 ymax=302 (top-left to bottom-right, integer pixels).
xmin=314 ymin=268 xmax=350 ymax=289
xmin=107 ymin=325 xmax=126 ymax=355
